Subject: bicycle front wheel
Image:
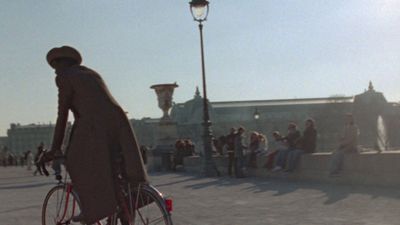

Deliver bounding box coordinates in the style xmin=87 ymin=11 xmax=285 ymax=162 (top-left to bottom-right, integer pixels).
xmin=42 ymin=184 xmax=82 ymax=225
xmin=130 ymin=185 xmax=173 ymax=225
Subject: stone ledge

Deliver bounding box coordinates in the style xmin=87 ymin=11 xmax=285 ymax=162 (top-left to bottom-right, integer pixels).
xmin=183 ymin=151 xmax=400 ymax=187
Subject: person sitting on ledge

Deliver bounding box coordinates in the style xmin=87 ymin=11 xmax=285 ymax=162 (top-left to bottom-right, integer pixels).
xmin=172 ymin=139 xmax=185 ymax=171
xmin=329 ymin=114 xmax=359 ymax=176
xmin=264 ymin=131 xmax=284 ymax=170
xmin=285 ymin=118 xmax=317 ymax=172
xmin=272 ymin=123 xmax=301 ymax=172
xmin=183 ymin=139 xmax=196 ymax=156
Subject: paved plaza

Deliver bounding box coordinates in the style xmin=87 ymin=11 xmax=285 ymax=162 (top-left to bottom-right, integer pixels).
xmin=1 ymin=167 xmax=400 ymax=225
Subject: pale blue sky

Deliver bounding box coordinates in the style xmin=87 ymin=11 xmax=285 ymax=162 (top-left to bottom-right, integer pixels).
xmin=0 ymin=0 xmax=399 ymax=136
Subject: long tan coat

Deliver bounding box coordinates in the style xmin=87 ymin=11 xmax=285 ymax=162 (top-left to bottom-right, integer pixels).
xmin=51 ymin=65 xmax=148 ymax=224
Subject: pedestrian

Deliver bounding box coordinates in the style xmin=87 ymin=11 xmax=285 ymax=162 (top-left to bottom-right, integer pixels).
xmin=33 ymin=143 xmax=49 ymax=176
xmin=234 ymin=127 xmax=247 ymax=178
xmin=247 ymin=131 xmax=260 ymax=168
xmin=42 ymin=46 xmax=148 ymax=224
xmin=140 ymin=145 xmax=148 ymax=165
xmin=225 ymin=128 xmax=236 ymax=176
xmin=1 ymin=152 xmax=6 ymax=167
xmin=215 ymin=135 xmax=226 ymax=156
xmin=8 ymin=154 xmax=14 ymax=166
xmin=19 ymin=153 xmax=25 ymax=167
xmin=258 ymin=133 xmax=268 ymax=154
xmin=329 ymin=114 xmax=359 ymax=176
xmin=26 ymin=150 xmax=34 ymax=170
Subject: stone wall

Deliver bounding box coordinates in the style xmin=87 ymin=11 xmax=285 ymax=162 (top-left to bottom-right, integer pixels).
xmin=182 ymin=152 xmax=400 ymax=188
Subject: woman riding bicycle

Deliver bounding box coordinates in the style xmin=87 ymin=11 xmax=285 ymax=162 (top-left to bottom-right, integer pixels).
xmin=43 ymin=46 xmax=148 ymax=224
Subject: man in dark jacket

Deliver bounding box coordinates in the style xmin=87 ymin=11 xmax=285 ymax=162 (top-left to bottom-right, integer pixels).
xmin=234 ymin=127 xmax=247 ymax=178
xmin=285 ymin=119 xmax=317 ymax=172
xmin=273 ymin=123 xmax=301 ymax=171
xmin=44 ymin=46 xmax=148 ymax=224
xmin=301 ymin=119 xmax=317 ymax=154
xmin=33 ymin=142 xmax=49 ymax=176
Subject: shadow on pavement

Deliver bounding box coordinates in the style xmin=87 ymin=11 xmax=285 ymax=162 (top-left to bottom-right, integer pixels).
xmin=0 ymin=181 xmax=54 ymax=190
xmin=0 ymin=205 xmax=42 ymax=214
xmin=159 ymin=172 xmax=400 ymax=205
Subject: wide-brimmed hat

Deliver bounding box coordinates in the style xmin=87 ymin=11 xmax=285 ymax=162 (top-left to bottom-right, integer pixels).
xmin=46 ymin=46 xmax=82 ymax=68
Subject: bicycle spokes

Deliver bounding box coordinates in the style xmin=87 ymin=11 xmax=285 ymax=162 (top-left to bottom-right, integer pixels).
xmin=42 ymin=185 xmax=82 ymax=225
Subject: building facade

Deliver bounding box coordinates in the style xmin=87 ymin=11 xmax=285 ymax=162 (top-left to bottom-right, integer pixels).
xmin=0 ymin=136 xmax=8 ymax=150
xmin=7 ymin=122 xmax=72 ymax=154
xmin=5 ymin=83 xmax=399 ymax=154
xmin=132 ymin=83 xmax=400 ymax=152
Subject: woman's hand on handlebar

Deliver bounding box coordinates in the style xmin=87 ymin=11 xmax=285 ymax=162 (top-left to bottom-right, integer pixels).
xmin=41 ymin=150 xmax=64 ymax=163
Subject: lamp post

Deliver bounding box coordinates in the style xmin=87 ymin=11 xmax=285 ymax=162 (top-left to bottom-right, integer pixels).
xmin=189 ymin=0 xmax=219 ymax=176
xmin=253 ymin=108 xmax=260 ymax=132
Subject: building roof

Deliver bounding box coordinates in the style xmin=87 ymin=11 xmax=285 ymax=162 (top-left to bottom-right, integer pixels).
xmin=9 ymin=123 xmax=55 ymax=130
xmin=210 ymin=97 xmax=354 ymax=108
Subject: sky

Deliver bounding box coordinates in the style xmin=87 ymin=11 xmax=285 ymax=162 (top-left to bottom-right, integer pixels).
xmin=0 ymin=0 xmax=399 ymax=136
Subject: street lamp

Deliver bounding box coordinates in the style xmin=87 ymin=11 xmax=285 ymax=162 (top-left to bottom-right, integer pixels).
xmin=253 ymin=108 xmax=260 ymax=132
xmin=189 ymin=0 xmax=219 ymax=177
xmin=253 ymin=108 xmax=260 ymax=120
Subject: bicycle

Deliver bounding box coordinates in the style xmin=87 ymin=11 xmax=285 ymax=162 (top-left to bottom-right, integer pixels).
xmin=41 ymin=170 xmax=174 ymax=225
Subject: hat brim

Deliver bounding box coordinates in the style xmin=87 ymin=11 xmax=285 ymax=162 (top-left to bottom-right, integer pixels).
xmin=46 ymin=46 xmax=82 ymax=68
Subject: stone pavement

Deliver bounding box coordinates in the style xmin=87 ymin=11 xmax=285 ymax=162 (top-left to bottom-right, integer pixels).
xmin=1 ymin=167 xmax=400 ymax=225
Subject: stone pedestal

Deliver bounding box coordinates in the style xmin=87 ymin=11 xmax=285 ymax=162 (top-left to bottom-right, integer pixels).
xmin=149 ymin=122 xmax=178 ymax=172
xmin=148 ymin=83 xmax=179 ymax=172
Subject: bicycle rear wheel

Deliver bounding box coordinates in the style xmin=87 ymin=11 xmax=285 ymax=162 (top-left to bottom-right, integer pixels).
xmin=129 ymin=185 xmax=173 ymax=225
xmin=42 ymin=184 xmax=82 ymax=225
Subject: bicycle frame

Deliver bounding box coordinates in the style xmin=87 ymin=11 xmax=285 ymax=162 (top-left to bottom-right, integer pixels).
xmin=57 ymin=183 xmax=75 ymax=223
xmin=44 ymin=172 xmax=172 ymax=225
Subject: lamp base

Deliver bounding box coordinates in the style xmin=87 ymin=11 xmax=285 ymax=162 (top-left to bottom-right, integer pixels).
xmin=202 ymin=159 xmax=220 ymax=177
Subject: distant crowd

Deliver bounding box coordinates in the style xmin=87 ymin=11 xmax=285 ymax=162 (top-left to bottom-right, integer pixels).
xmin=1 ymin=142 xmax=50 ymax=176
xmin=2 ymin=114 xmax=358 ymax=179
xmin=212 ymin=113 xmax=358 ymax=178
xmin=172 ymin=113 xmax=359 ymax=178
xmin=209 ymin=118 xmax=316 ymax=178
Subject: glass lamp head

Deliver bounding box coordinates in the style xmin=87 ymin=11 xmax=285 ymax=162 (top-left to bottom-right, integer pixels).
xmin=189 ymin=0 xmax=209 ymax=22
xmin=254 ymin=108 xmax=260 ymax=120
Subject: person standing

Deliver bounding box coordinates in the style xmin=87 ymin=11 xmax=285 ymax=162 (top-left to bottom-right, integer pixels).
xmin=26 ymin=150 xmax=34 ymax=170
xmin=140 ymin=145 xmax=148 ymax=165
xmin=234 ymin=127 xmax=247 ymax=178
xmin=33 ymin=143 xmax=49 ymax=176
xmin=329 ymin=114 xmax=359 ymax=176
xmin=247 ymin=131 xmax=260 ymax=168
xmin=225 ymin=128 xmax=236 ymax=176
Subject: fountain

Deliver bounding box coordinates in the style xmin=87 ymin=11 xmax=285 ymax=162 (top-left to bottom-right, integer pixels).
xmin=377 ymin=115 xmax=389 ymax=152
